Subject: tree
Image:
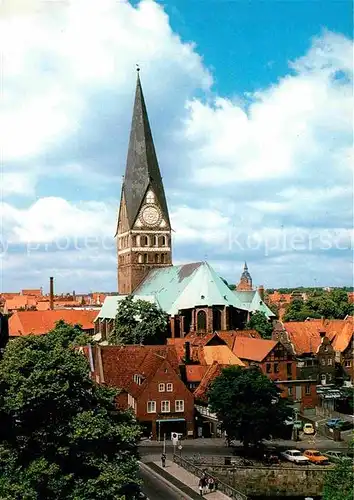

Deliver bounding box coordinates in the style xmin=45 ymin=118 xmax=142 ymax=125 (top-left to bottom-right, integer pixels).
xmin=208 ymin=366 xmax=292 ymax=449
xmin=323 ymin=438 xmax=354 ymax=500
xmin=109 ymin=295 xmax=168 ymax=345
xmin=0 ymin=322 xmax=141 ymax=500
xmin=246 ymin=311 xmax=273 ymax=339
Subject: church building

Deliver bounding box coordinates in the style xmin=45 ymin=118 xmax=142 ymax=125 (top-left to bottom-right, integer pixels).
xmin=96 ymin=71 xmax=274 ymax=341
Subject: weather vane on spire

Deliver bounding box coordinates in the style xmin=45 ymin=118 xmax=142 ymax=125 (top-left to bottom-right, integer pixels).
xmin=136 ymin=63 xmax=140 ymax=73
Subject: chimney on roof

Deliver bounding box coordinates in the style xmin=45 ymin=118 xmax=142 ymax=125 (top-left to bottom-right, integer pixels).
xmin=258 ymin=285 xmax=265 ymax=300
xmin=49 ymin=277 xmax=54 ymax=310
xmin=73 ymin=290 xmax=76 ymax=301
xmin=184 ymin=341 xmax=191 ymax=364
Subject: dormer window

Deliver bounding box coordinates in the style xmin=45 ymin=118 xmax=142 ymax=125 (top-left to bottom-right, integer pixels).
xmin=133 ymin=374 xmax=142 ymax=385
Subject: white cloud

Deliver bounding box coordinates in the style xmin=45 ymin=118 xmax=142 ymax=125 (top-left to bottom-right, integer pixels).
xmin=0 ymin=0 xmax=352 ymax=290
xmin=1 ymin=197 xmax=116 ymax=244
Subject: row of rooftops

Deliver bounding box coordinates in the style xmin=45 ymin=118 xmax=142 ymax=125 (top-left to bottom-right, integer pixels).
xmin=3 ymin=306 xmax=353 ymax=359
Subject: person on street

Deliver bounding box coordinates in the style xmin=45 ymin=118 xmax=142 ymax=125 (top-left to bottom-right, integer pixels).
xmin=161 ymin=453 xmax=166 ymax=468
xmin=198 ymin=477 xmax=204 ymax=496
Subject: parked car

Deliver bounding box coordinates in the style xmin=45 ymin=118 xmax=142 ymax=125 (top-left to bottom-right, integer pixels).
xmin=326 ymin=418 xmax=341 ymax=428
xmin=281 ymin=449 xmax=310 ymax=464
xmin=335 ymin=420 xmax=353 ymax=431
xmin=325 ymin=450 xmax=352 ymax=464
xmin=303 ymin=449 xmax=329 ymax=465
xmin=303 ymin=423 xmax=315 ymax=435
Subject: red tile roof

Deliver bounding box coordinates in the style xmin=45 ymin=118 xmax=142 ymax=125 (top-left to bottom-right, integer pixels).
xmin=216 ymin=330 xmax=260 ymax=349
xmin=9 ymin=309 xmax=97 ymax=336
xmin=97 ymin=345 xmax=180 ymax=397
xmin=194 ymin=361 xmax=224 ymax=402
xmin=282 ymin=319 xmax=347 ymax=355
xmin=21 ymin=289 xmax=42 ymax=296
xmin=332 ymin=317 xmax=354 ymax=352
xmin=186 ymin=365 xmax=209 ymax=383
xmin=233 ymin=337 xmax=278 ymax=362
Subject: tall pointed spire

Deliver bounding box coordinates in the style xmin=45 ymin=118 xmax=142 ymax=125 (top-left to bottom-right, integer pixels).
xmin=123 ymin=68 xmax=170 ymax=229
xmin=244 ymin=261 xmax=248 ymax=270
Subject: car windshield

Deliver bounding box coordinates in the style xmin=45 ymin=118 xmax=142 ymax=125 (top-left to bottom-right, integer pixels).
xmin=292 ymin=451 xmax=301 ymax=456
xmin=312 ymin=452 xmax=321 ymax=456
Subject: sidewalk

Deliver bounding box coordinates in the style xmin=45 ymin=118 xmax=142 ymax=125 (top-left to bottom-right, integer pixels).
xmin=152 ymin=459 xmax=230 ymax=499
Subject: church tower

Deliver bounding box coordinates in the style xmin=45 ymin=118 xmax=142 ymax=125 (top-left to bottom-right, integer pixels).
xmin=116 ymin=70 xmax=172 ymax=294
xmin=236 ymin=262 xmax=253 ymax=291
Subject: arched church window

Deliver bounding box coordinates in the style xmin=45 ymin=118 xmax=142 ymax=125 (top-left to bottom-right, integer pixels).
xmin=132 ymin=235 xmax=137 ymax=246
xmin=146 ymin=191 xmax=154 ymax=204
xmin=141 ymin=235 xmax=147 ymax=247
xmin=161 ymin=253 xmax=165 ymax=264
xmin=138 ymin=254 xmax=143 ymax=264
xmin=197 ymin=310 xmax=207 ymax=332
xmin=143 ymin=253 xmax=148 ymax=263
xmin=154 ymin=235 xmax=159 ymax=246
xmin=213 ymin=308 xmax=222 ymax=331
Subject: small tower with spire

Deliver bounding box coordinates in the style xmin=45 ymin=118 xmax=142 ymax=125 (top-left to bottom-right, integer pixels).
xmin=115 ymin=68 xmax=172 ymax=294
xmin=236 ymin=262 xmax=253 ymax=291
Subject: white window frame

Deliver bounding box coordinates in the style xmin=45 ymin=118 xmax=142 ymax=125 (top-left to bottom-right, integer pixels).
xmin=166 ymin=383 xmax=173 ymax=392
xmin=158 ymin=383 xmax=165 ymax=392
xmin=161 ymin=400 xmax=170 ymax=413
xmin=175 ymin=400 xmax=184 ymax=412
xmin=133 ymin=374 xmax=142 ymax=385
xmin=147 ymin=401 xmax=156 ymax=413
xmin=327 ymin=358 xmax=333 ymax=365
xmin=345 ymin=359 xmax=352 ymax=367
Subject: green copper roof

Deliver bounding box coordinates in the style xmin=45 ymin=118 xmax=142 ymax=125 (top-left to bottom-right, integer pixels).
xmin=96 ymin=295 xmax=158 ymax=320
xmin=234 ymin=290 xmax=275 ymax=318
xmin=133 ymin=261 xmax=248 ymax=316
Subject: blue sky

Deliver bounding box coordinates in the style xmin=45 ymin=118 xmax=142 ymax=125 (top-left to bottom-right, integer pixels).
xmin=0 ymin=0 xmax=353 ymax=293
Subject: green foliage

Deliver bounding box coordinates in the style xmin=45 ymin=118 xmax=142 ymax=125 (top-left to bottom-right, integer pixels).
xmin=246 ymin=311 xmax=273 ymax=339
xmin=0 ymin=322 xmax=141 ymax=500
xmin=109 ymin=295 xmax=168 ymax=345
xmin=208 ymin=366 xmax=292 ymax=448
xmin=323 ymin=456 xmax=354 ymax=500
xmin=283 ymin=288 xmax=354 ymax=321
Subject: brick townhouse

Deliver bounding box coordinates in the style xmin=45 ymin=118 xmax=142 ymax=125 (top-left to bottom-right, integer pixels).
xmin=273 ymin=319 xmax=340 ymax=411
xmin=84 ymin=344 xmax=195 ymax=440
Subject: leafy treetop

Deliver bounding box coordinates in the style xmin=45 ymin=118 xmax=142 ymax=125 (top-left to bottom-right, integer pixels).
xmin=208 ymin=365 xmax=292 ymax=449
xmin=109 ymin=295 xmax=168 ymax=345
xmin=0 ymin=321 xmax=141 ymax=500
xmin=246 ymin=311 xmax=273 ymax=339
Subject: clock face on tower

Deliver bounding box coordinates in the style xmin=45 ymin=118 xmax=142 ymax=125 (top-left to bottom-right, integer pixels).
xmin=141 ymin=205 xmax=160 ymax=226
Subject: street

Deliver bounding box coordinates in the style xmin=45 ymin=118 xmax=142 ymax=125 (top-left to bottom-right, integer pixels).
xmin=139 ymin=464 xmax=186 ymax=500
xmin=139 ymin=437 xmax=351 ymax=463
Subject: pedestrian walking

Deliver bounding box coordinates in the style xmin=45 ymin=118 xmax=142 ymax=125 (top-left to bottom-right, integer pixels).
xmin=161 ymin=453 xmax=166 ymax=468
xmin=208 ymin=476 xmax=215 ymax=492
xmin=198 ymin=477 xmax=204 ymax=496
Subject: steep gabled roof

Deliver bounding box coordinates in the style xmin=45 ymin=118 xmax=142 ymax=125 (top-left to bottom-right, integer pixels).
xmin=194 ymin=361 xmax=225 ymax=403
xmin=134 ymin=261 xmax=247 ymax=315
xmin=281 ymin=319 xmax=349 ymax=355
xmin=123 ymin=72 xmax=170 ymax=228
xmin=332 ymin=317 xmax=354 ymax=352
xmin=97 ymin=344 xmax=180 ymax=398
xmin=233 ymin=337 xmax=278 ymax=362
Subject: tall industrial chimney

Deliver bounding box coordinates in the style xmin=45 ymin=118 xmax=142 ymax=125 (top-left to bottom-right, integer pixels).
xmin=49 ymin=277 xmax=54 ymax=310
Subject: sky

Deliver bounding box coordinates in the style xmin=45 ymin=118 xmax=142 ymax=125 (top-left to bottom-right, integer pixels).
xmin=0 ymin=0 xmax=353 ymax=293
